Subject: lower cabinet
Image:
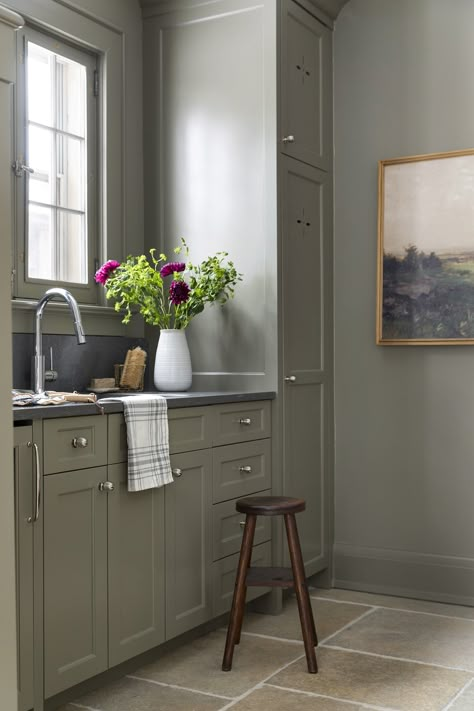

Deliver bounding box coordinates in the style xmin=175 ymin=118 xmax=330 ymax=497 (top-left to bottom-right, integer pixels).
xmin=165 ymin=450 xmax=212 ymax=639
xmin=108 ymin=463 xmax=165 ymax=666
xmin=43 ymin=467 xmax=109 ymax=697
xmin=43 ymin=464 xmax=165 ymax=698
xmin=14 ymin=399 xmax=273 ymax=706
xmin=14 ymin=426 xmax=35 ymax=711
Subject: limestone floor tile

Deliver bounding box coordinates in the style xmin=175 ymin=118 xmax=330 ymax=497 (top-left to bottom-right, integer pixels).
xmin=327 ymin=607 xmax=474 ymax=670
xmin=230 ymin=685 xmax=363 ymax=710
xmin=57 ymin=676 xmax=224 ymax=711
xmin=446 ymin=679 xmax=474 ymax=710
xmin=269 ymin=647 xmax=472 ymax=711
xmin=242 ymin=597 xmax=372 ymax=643
xmin=311 ymin=588 xmax=474 ymax=620
xmin=132 ymin=629 xmax=303 ymax=698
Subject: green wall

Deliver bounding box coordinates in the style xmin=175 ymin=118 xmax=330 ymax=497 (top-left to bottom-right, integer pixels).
xmin=334 ymin=0 xmax=474 ymax=603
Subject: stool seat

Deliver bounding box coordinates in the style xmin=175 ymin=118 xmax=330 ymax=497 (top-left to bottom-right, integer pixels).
xmin=236 ymin=495 xmax=305 ymax=516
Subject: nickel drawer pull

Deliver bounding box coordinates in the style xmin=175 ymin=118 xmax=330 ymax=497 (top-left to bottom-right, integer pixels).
xmin=239 ymin=418 xmax=252 ymax=425
xmin=27 ymin=441 xmax=41 ymax=523
xmin=239 ymin=465 xmax=252 ymax=474
xmin=172 ymin=468 xmax=183 ymax=477
xmin=72 ymin=436 xmax=88 ymax=448
xmin=239 ymin=521 xmax=246 ymax=528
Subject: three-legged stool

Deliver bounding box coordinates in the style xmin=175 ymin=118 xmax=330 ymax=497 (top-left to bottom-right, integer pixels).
xmin=222 ymin=495 xmax=318 ymax=673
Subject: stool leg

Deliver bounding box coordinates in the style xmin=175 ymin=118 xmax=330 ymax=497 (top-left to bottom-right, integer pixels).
xmin=284 ymin=514 xmax=318 ymax=673
xmin=222 ymin=514 xmax=257 ymax=671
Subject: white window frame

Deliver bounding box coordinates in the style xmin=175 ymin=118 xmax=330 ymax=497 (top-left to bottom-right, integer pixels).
xmin=13 ymin=24 xmax=99 ymax=303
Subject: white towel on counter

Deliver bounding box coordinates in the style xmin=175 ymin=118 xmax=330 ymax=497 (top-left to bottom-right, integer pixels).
xmin=101 ymin=394 xmax=173 ymax=492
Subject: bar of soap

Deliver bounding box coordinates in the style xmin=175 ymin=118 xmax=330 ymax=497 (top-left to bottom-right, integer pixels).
xmin=90 ymin=377 xmax=116 ymax=389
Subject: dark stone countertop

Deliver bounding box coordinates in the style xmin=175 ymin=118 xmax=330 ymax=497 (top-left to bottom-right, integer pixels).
xmin=13 ymin=391 xmax=276 ymax=422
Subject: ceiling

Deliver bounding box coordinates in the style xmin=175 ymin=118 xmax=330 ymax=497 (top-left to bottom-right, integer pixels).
xmin=139 ymin=0 xmax=351 ymax=20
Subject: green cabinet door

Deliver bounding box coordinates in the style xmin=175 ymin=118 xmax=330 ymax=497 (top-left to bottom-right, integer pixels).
xmin=165 ymin=450 xmax=212 ymax=640
xmin=43 ymin=467 xmax=108 ymax=698
xmin=14 ymin=427 xmax=35 ymax=711
xmin=108 ymin=463 xmax=165 ymax=666
xmin=281 ymin=155 xmax=332 ymax=576
xmin=280 ymin=0 xmax=332 ymax=171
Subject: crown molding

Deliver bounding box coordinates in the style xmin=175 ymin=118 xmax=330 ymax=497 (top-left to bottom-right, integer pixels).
xmin=0 ymin=3 xmax=24 ymax=28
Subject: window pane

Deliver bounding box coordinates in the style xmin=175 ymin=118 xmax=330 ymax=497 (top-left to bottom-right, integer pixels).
xmin=57 ymin=133 xmax=85 ymax=211
xmin=58 ymin=210 xmax=87 ymax=284
xmin=28 ymin=125 xmax=54 ymax=204
xmin=27 ymin=43 xmax=53 ymax=128
xmin=56 ymin=56 xmax=87 ymax=137
xmin=28 ymin=205 xmax=54 ymax=280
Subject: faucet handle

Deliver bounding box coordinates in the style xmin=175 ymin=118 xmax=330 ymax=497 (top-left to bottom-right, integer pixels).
xmin=45 ymin=346 xmax=58 ymax=383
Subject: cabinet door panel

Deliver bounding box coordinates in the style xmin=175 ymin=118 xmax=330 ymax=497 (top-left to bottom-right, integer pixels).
xmin=281 ymin=0 xmax=332 ymax=170
xmin=108 ymin=463 xmax=165 ymax=666
xmin=281 ymin=156 xmax=332 ymax=575
xmin=165 ymin=450 xmax=212 ymax=639
xmin=44 ymin=467 xmax=108 ymax=698
xmin=212 ymin=541 xmax=272 ymax=616
xmin=14 ymin=427 xmax=34 ymax=711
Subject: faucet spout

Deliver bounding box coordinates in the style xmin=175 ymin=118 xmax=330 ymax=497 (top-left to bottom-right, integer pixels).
xmin=33 ymin=288 xmax=86 ymax=394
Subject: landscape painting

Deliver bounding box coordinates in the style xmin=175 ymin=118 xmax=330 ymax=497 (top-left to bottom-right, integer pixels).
xmin=377 ymin=149 xmax=474 ymax=345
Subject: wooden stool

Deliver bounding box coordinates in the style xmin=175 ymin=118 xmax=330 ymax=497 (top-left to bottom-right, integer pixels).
xmin=222 ymin=496 xmax=318 ymax=673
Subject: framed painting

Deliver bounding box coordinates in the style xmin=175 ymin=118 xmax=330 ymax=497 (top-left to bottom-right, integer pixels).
xmin=377 ymin=148 xmax=474 ymax=345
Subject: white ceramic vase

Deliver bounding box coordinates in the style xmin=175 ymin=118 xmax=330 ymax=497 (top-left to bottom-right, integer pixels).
xmin=154 ymin=328 xmax=192 ymax=392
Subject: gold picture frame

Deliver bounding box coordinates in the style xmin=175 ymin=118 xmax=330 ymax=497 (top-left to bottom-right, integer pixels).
xmin=377 ymin=148 xmax=474 ymax=345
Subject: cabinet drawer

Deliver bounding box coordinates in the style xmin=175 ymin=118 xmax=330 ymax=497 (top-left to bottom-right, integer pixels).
xmin=213 ymin=400 xmax=271 ymax=446
xmin=212 ymin=541 xmax=272 ymax=616
xmin=212 ymin=439 xmax=271 ymax=503
xmin=108 ymin=414 xmax=128 ymax=464
xmin=168 ymin=406 xmax=212 ymax=454
xmin=43 ymin=416 xmax=107 ymax=474
xmin=212 ymin=493 xmax=271 ymax=561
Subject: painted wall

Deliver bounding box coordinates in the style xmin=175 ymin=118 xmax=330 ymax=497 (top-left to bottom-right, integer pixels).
xmin=143 ymin=0 xmax=277 ymax=391
xmin=334 ymin=0 xmax=474 ymax=603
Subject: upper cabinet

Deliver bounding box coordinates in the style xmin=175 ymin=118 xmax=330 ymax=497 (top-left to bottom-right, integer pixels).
xmin=280 ymin=0 xmax=333 ymax=171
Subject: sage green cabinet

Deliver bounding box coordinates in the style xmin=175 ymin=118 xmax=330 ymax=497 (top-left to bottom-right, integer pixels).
xmin=165 ymin=450 xmax=213 ymax=639
xmin=108 ymin=462 xmax=165 ymax=666
xmin=281 ymin=156 xmax=332 ymax=575
xmin=280 ymin=0 xmax=332 ymax=171
xmin=43 ymin=466 xmax=109 ymax=698
xmin=13 ymin=426 xmax=35 ymax=711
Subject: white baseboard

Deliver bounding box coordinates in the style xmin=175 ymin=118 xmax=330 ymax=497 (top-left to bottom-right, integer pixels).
xmin=334 ymin=543 xmax=474 ymax=607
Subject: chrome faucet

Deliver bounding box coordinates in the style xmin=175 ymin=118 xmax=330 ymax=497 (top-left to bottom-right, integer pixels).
xmin=33 ymin=288 xmax=86 ymax=394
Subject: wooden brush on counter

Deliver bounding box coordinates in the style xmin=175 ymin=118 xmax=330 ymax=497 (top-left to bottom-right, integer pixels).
xmin=119 ymin=346 xmax=147 ymax=390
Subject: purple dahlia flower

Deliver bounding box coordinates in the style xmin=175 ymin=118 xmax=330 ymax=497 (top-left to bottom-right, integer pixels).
xmin=160 ymin=262 xmax=186 ymax=278
xmin=94 ymin=260 xmax=120 ymax=285
xmin=169 ymin=279 xmax=190 ymax=305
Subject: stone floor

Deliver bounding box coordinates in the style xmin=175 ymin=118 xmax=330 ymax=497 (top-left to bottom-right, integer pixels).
xmin=59 ymin=588 xmax=474 ymax=711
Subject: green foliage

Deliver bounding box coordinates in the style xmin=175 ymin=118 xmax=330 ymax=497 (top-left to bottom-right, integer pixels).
xmin=103 ymin=241 xmax=242 ymax=329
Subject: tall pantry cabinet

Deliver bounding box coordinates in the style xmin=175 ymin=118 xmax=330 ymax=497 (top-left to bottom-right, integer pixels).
xmin=143 ymin=0 xmax=334 ymax=578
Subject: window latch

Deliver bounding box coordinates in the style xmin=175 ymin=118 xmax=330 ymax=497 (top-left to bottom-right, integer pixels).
xmin=12 ymin=160 xmax=34 ymax=178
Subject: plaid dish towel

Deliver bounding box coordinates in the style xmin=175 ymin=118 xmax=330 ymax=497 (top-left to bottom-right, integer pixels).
xmin=104 ymin=395 xmax=173 ymax=492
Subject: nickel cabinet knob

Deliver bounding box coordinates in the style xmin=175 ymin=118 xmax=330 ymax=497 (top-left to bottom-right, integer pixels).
xmin=72 ymin=436 xmax=88 ymax=448
xmin=284 ymin=376 xmax=296 ymax=382
xmin=282 ymin=135 xmax=295 ymax=144
xmin=98 ymin=481 xmax=114 ymax=492
xmin=239 ymin=465 xmax=252 ymax=474
xmin=172 ymin=468 xmax=183 ymax=477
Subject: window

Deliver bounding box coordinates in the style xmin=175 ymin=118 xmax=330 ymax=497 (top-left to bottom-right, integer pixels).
xmin=14 ymin=26 xmax=98 ymax=302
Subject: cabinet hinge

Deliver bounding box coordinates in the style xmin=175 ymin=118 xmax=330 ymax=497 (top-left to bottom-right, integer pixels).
xmin=93 ymin=70 xmax=99 ymax=98
xmin=11 ymin=268 xmax=16 ymax=295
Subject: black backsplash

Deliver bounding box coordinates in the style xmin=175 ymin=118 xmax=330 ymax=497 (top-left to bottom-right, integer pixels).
xmin=12 ymin=334 xmax=150 ymax=392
